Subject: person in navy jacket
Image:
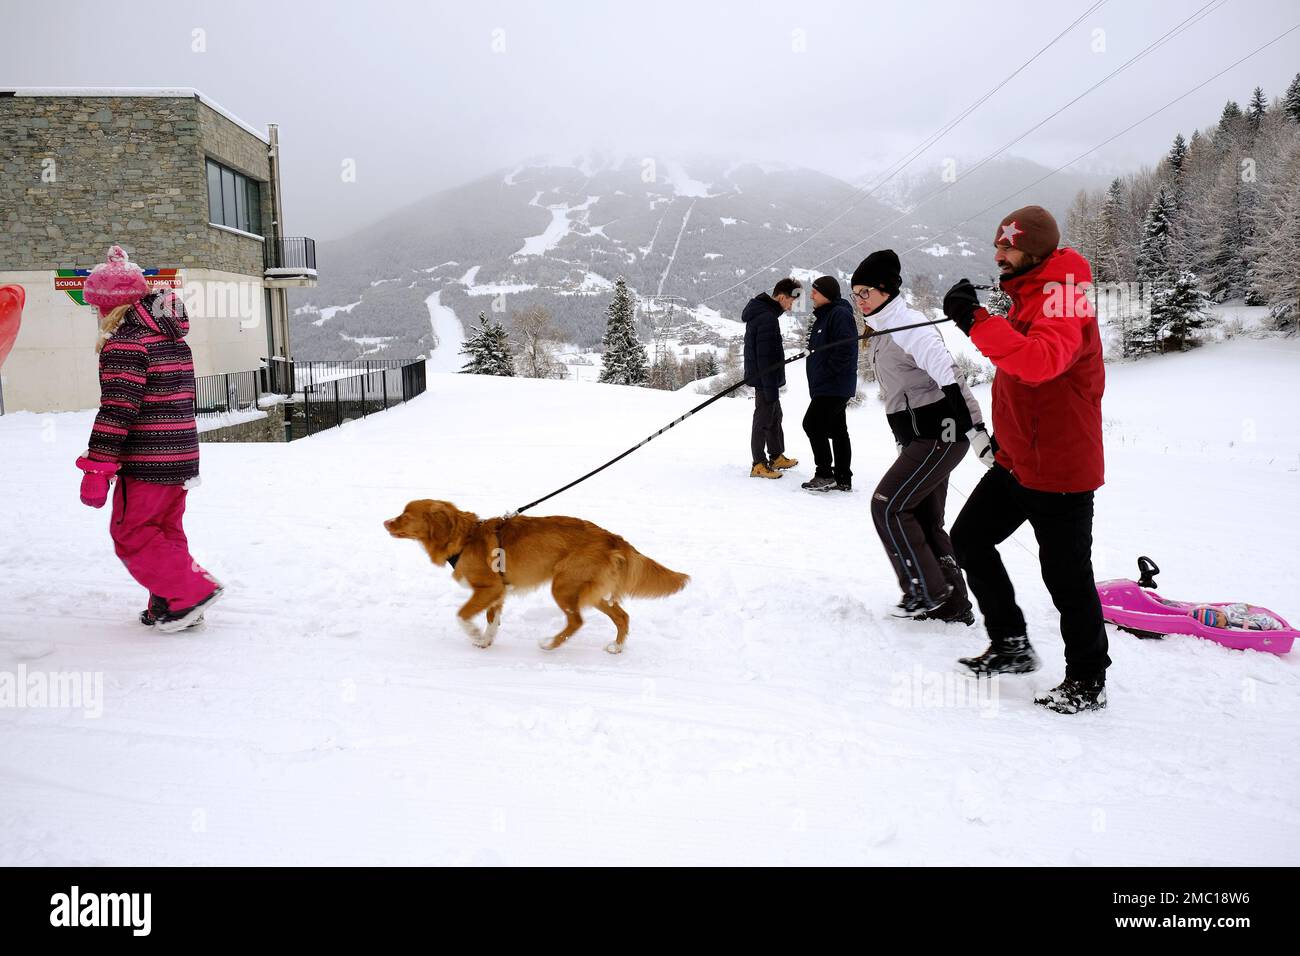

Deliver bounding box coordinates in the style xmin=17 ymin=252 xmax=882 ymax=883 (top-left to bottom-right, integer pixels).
xmin=801 ymin=275 xmax=858 ymax=492
xmin=742 ymin=278 xmax=801 ymax=479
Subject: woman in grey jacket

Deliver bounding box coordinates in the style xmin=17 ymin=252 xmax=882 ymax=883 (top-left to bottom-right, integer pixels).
xmin=851 ymin=251 xmax=992 ymax=623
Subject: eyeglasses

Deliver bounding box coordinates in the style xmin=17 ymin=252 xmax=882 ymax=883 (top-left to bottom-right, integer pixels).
xmin=851 ymin=289 xmax=875 ymax=302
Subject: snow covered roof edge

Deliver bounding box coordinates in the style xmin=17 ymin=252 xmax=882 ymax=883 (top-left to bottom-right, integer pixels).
xmin=4 ymin=87 xmax=270 ymax=144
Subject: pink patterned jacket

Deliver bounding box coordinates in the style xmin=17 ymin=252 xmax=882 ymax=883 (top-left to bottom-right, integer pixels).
xmin=87 ymin=291 xmax=200 ymax=484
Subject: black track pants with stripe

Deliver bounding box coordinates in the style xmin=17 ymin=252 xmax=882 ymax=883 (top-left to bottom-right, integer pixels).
xmin=871 ymin=438 xmax=968 ymax=604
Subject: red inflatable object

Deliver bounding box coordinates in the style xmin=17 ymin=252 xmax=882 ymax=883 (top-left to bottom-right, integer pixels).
xmin=0 ymin=285 xmax=24 ymax=369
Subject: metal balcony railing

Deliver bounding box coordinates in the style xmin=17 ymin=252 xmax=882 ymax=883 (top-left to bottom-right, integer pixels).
xmin=264 ymin=237 xmax=316 ymax=274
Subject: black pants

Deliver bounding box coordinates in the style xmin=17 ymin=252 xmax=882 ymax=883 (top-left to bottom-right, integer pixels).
xmin=871 ymin=438 xmax=968 ymax=604
xmin=751 ymin=391 xmax=785 ymax=465
xmin=951 ymin=465 xmax=1111 ymax=681
xmin=802 ymin=396 xmax=851 ymax=483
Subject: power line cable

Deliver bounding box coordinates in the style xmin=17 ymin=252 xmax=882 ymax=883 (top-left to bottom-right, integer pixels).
xmin=698 ymin=0 xmax=1109 ymax=303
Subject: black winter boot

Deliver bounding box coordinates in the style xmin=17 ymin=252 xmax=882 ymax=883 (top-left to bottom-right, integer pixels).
xmin=958 ymin=634 xmax=1040 ymax=676
xmin=140 ymin=595 xmax=168 ymax=626
xmin=1035 ymin=676 xmax=1107 ymax=714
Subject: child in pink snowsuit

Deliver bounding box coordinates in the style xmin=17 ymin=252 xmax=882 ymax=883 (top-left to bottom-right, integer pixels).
xmin=76 ymin=246 xmax=222 ymax=632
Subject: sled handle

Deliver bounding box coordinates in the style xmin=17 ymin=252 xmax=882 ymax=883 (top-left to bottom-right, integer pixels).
xmin=1137 ymin=556 xmax=1160 ymax=589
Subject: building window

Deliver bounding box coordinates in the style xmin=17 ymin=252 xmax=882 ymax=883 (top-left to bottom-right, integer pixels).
xmin=206 ymin=158 xmax=263 ymax=236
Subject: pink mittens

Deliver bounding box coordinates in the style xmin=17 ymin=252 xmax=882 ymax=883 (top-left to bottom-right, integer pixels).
xmin=75 ymin=456 xmax=119 ymax=508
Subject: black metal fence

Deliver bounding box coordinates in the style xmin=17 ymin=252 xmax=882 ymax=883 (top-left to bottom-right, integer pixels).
xmin=293 ymin=358 xmax=409 ymax=391
xmin=195 ymin=369 xmax=262 ymax=419
xmin=293 ymin=359 xmax=426 ymax=438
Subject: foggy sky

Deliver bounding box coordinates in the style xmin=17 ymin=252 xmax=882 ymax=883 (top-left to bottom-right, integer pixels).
xmin=6 ymin=0 xmax=1299 ymax=240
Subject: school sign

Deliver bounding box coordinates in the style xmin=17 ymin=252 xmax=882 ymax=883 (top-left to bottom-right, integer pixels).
xmin=55 ymin=268 xmax=182 ymax=306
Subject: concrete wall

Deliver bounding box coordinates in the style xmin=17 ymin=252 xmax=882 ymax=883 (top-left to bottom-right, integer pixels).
xmin=1 ymin=268 xmax=269 ymax=412
xmin=199 ymin=401 xmax=286 ymax=443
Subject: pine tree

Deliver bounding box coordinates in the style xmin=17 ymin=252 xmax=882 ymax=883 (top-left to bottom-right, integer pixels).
xmin=1246 ymin=137 xmax=1300 ymax=330
xmin=459 ymin=312 xmax=515 ymax=376
xmin=1096 ymin=178 xmax=1127 ymax=282
xmin=598 ymin=277 xmax=648 ymax=386
xmin=695 ymin=351 xmax=720 ymax=378
xmin=483 ymin=316 xmax=514 ymax=376
xmin=1285 ymin=73 xmax=1300 ymax=125
xmin=1170 ymin=132 xmax=1190 ymax=209
xmin=1214 ymin=100 xmax=1244 ymax=149
xmin=1132 ymin=186 xmax=1178 ymax=357
xmin=1136 ymin=185 xmax=1176 ymax=285
xmin=1149 ymin=270 xmax=1215 ymax=352
xmin=1199 ymin=157 xmax=1252 ymax=301
xmin=1168 ymin=133 xmax=1188 ymax=180
xmin=1247 ymin=87 xmax=1268 ymax=138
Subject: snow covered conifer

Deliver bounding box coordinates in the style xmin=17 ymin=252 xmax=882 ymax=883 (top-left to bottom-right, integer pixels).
xmin=1214 ymin=100 xmax=1244 ymax=149
xmin=695 ymin=351 xmax=719 ymax=379
xmin=1168 ymin=133 xmax=1188 ymax=178
xmin=1136 ymin=185 xmax=1175 ymax=285
xmin=1149 ymin=270 xmax=1215 ymax=352
xmin=598 ymin=277 xmax=648 ymax=386
xmin=1247 ymin=87 xmax=1268 ymax=138
xmin=1285 ymin=73 xmax=1300 ymax=125
xmin=1246 ymin=138 xmax=1300 ymax=330
xmin=459 ymin=312 xmax=515 ymax=376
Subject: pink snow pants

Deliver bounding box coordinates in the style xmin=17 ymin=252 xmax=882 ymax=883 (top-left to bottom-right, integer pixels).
xmin=109 ymin=477 xmax=216 ymax=612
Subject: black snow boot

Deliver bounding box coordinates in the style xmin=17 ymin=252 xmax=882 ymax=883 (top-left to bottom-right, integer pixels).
xmin=958 ymin=634 xmax=1040 ymax=676
xmin=912 ymin=593 xmax=975 ymax=625
xmin=914 ymin=557 xmax=974 ymax=624
xmin=1035 ymin=676 xmax=1107 ymax=714
xmin=139 ymin=595 xmax=168 ymax=626
xmin=801 ymin=475 xmax=837 ymax=492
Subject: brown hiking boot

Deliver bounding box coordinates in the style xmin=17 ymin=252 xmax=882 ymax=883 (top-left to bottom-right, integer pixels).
xmin=750 ymin=462 xmax=783 ymax=479
xmin=771 ymin=454 xmax=799 ymax=470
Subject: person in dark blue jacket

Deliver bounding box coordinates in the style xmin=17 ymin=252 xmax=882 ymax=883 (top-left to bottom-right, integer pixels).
xmin=802 ymin=275 xmax=859 ymax=492
xmin=743 ymin=277 xmax=802 ymax=478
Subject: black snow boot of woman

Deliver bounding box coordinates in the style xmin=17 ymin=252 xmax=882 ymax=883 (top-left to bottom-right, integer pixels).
xmin=1035 ymin=677 xmax=1107 ymax=714
xmin=958 ymin=634 xmax=1040 ymax=676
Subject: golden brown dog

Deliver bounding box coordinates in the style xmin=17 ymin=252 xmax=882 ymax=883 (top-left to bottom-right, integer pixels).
xmin=384 ymin=499 xmax=689 ymax=653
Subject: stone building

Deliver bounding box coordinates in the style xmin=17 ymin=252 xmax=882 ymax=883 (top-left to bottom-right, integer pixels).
xmin=0 ymin=87 xmax=315 ymax=412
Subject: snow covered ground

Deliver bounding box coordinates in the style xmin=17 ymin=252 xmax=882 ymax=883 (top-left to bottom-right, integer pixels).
xmin=1 ymin=338 xmax=1297 ymax=865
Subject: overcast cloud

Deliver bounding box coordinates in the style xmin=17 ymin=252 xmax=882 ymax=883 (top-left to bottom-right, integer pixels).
xmin=6 ymin=0 xmax=1298 ymax=239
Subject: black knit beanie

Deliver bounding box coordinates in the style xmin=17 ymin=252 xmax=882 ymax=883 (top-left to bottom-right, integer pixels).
xmin=812 ymin=275 xmax=841 ymax=301
xmin=851 ymin=250 xmax=902 ymax=295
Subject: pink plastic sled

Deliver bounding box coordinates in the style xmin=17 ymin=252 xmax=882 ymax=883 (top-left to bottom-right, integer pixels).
xmin=1097 ymin=557 xmax=1295 ymax=655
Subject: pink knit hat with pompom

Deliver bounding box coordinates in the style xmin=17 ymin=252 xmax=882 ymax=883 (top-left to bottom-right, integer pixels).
xmin=83 ymin=245 xmax=148 ymax=312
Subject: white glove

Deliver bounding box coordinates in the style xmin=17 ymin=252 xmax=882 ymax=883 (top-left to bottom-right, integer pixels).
xmin=968 ymin=426 xmax=995 ymax=469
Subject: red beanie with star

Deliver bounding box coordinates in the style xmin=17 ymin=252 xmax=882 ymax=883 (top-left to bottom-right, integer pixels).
xmin=994 ymin=205 xmax=1060 ymax=260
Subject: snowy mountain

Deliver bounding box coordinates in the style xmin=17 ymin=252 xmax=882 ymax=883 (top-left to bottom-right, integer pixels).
xmin=4 ymin=333 xmax=1297 ymax=864
xmin=289 ymin=154 xmax=1105 ymax=362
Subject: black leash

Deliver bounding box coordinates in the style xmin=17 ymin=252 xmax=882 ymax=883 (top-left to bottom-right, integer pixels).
xmin=506 ymin=315 xmax=955 ymax=517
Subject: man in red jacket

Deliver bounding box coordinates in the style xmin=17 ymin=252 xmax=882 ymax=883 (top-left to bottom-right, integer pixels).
xmin=942 ymin=205 xmax=1110 ymax=714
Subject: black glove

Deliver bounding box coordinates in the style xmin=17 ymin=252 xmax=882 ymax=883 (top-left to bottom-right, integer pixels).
xmin=943 ymin=278 xmax=981 ymax=335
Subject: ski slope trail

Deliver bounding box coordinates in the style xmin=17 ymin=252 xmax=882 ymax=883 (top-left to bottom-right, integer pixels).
xmin=656 ymin=200 xmax=696 ymax=296
xmin=0 ymin=339 xmax=1297 ymax=865
xmin=423 ymin=290 xmax=466 ymax=373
